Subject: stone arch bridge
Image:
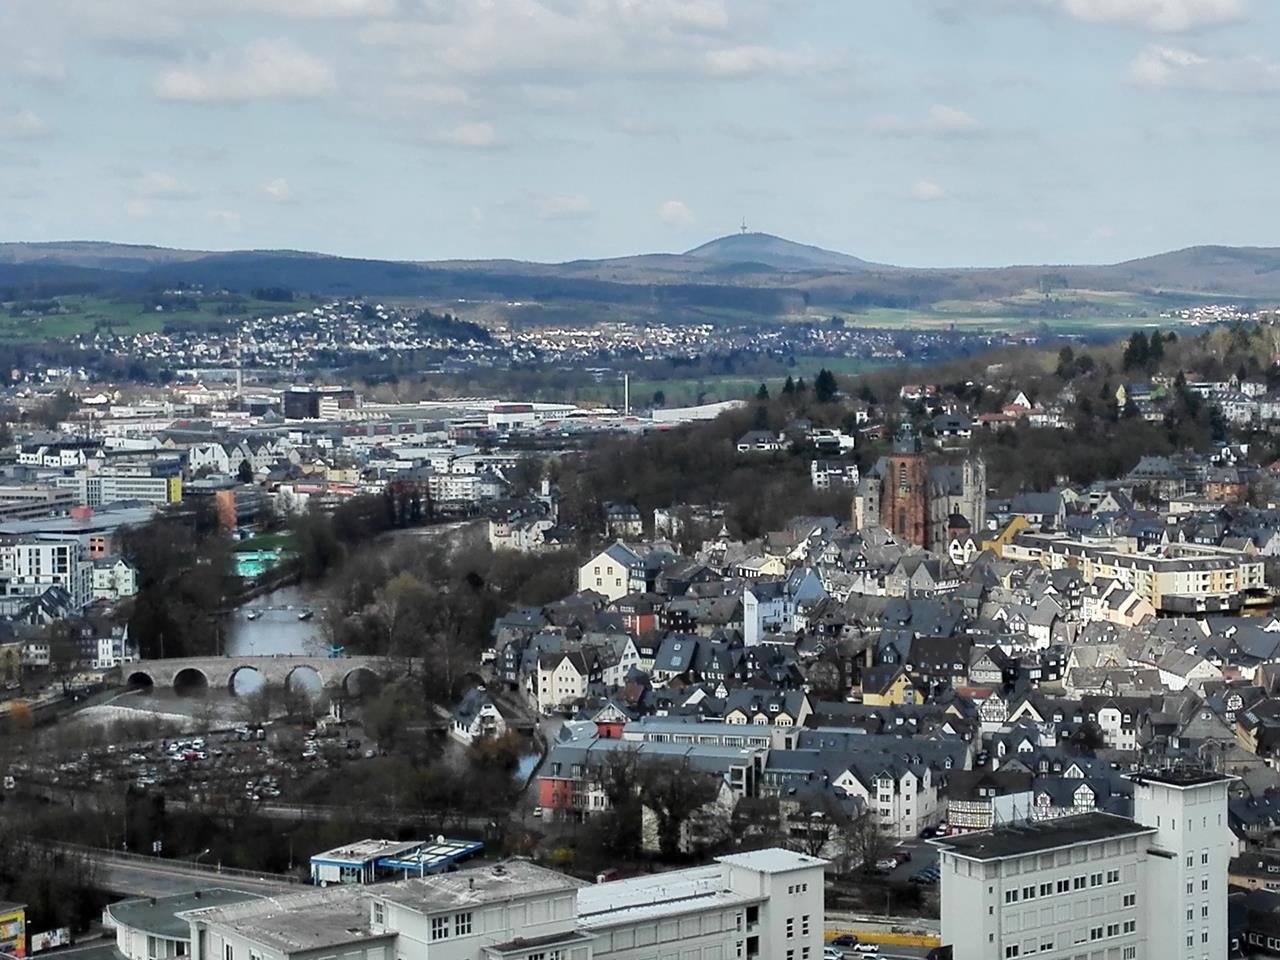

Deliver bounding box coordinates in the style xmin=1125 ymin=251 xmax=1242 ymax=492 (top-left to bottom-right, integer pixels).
xmin=125 ymin=655 xmax=412 ymax=696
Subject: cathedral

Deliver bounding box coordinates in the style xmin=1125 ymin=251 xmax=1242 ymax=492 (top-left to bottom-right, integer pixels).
xmin=852 ymin=423 xmax=986 ymax=550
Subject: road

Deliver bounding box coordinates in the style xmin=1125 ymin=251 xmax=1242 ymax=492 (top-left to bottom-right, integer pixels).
xmin=50 ymin=845 xmax=296 ymax=898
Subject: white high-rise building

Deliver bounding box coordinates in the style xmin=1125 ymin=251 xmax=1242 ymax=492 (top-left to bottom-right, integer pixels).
xmin=1127 ymin=770 xmax=1235 ymax=960
xmin=934 ymin=768 xmax=1235 ymax=960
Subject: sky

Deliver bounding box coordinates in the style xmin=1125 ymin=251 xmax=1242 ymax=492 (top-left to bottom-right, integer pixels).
xmin=1 ymin=0 xmax=1277 ymax=267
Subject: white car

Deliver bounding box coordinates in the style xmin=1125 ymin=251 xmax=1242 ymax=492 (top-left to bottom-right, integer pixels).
xmin=853 ymin=945 xmax=880 ymax=955
xmin=823 ymin=949 xmax=846 ymax=960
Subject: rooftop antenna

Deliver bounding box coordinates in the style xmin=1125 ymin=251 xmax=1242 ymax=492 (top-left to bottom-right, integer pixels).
xmin=740 ymin=217 xmax=749 ymax=235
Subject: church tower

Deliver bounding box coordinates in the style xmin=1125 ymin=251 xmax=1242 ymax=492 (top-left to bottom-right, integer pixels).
xmin=881 ymin=424 xmax=929 ymax=547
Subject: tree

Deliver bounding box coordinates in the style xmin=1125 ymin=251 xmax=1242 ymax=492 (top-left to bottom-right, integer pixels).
xmin=842 ymin=809 xmax=892 ymax=875
xmin=1055 ymin=345 xmax=1075 ymax=379
xmin=814 ymin=369 xmax=838 ymax=403
xmin=637 ymin=758 xmax=720 ymax=859
xmin=651 ymin=390 xmax=666 ymax=407
xmin=236 ymin=458 xmax=255 ymax=484
xmin=756 ymin=382 xmax=769 ymax=401
xmin=782 ymin=375 xmax=795 ymax=396
xmin=1122 ymin=331 xmax=1150 ymax=372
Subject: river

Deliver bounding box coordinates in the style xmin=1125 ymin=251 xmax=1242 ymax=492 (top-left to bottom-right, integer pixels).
xmin=226 ymin=584 xmax=328 ymax=658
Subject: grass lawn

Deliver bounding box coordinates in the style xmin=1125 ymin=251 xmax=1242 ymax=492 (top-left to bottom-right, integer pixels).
xmin=233 ymin=532 xmax=294 ymax=553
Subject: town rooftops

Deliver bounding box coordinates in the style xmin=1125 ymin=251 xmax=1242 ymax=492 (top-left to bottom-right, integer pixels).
xmin=109 ymin=889 xmax=262 ymax=940
xmin=716 ymin=848 xmax=828 ymax=873
xmin=182 ymin=887 xmax=377 ymax=955
xmin=931 ymin=812 xmax=1155 ymax=862
xmin=1124 ymin=768 xmax=1237 ymax=789
xmin=374 ymin=860 xmax=584 ymax=912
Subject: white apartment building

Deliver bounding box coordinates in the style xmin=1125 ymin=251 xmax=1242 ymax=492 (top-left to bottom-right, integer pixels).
xmin=934 ymin=768 xmax=1234 ymax=960
xmin=183 ymin=850 xmax=826 ymax=960
xmin=0 ymin=536 xmax=93 ymax=608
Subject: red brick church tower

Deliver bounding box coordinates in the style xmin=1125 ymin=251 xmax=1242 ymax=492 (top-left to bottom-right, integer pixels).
xmin=883 ymin=423 xmax=929 ymax=548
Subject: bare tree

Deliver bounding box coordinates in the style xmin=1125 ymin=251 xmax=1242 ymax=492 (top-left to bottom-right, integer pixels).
xmin=637 ymin=758 xmax=720 ymax=859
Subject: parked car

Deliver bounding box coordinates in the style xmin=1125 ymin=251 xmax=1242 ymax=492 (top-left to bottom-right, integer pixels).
xmin=831 ymin=936 xmax=858 ymax=948
xmin=823 ymin=949 xmax=846 ymax=960
xmin=853 ymin=945 xmax=880 ymax=955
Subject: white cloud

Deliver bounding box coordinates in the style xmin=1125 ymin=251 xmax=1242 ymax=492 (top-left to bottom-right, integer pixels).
xmin=1129 ymin=44 xmax=1280 ymax=92
xmin=870 ymin=104 xmax=982 ymax=137
xmin=358 ymin=2 xmax=848 ymax=88
xmin=535 ymin=194 xmax=593 ymax=220
xmin=263 ymin=177 xmax=294 ymax=202
xmin=702 ymin=44 xmax=838 ymax=79
xmin=434 ymin=122 xmax=500 ymax=148
xmin=227 ymin=0 xmax=398 ymax=17
xmin=933 ymin=0 xmax=1246 ymax=33
xmin=1056 ymin=0 xmax=1246 ymax=32
xmin=154 ymin=40 xmax=336 ymax=103
xmin=209 ymin=209 xmax=243 ymax=231
xmin=911 ymin=180 xmax=949 ymax=202
xmin=131 ymin=171 xmax=193 ymax=198
xmin=0 ymin=108 xmax=51 ymax=140
xmin=657 ymin=199 xmax=695 ymax=226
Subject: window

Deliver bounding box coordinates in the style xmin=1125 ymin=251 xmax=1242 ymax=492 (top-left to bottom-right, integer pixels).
xmin=431 ymin=916 xmax=449 ymax=941
xmin=802 ymin=949 xmax=810 ymax=960
xmin=1057 ymin=879 xmax=1070 ymax=894
xmin=786 ymin=951 xmax=794 ymax=960
xmin=1106 ymin=923 xmax=1119 ymax=938
xmin=786 ymin=918 xmax=794 ymax=939
xmin=1106 ymin=869 xmax=1120 ymax=884
xmin=1186 ymin=855 xmax=1194 ymax=867
xmin=1201 ymin=851 xmax=1209 ymax=865
xmin=1201 ymin=878 xmax=1209 ymax=892
xmin=1202 ymin=931 xmax=1209 ymax=944
xmin=1039 ymin=937 xmax=1054 ymax=952
xmin=1186 ymin=880 xmax=1194 ymax=895
xmin=1123 ymin=948 xmax=1137 ymax=960
xmin=802 ymin=915 xmax=810 ymax=937
xmin=1186 ymin=909 xmax=1194 ymax=922
xmin=1040 ymin=883 xmax=1052 ymax=897
xmin=1006 ymin=890 xmax=1020 ymax=904
xmin=1123 ymin=893 xmax=1136 ymax=908
xmin=1089 ymin=872 xmax=1102 ymax=887
xmin=1201 ymin=904 xmax=1209 ymax=919
xmin=224 ymin=947 xmax=233 ymax=960
xmin=1089 ymin=927 xmax=1103 ymax=941
xmin=1073 ymin=876 xmax=1086 ymax=890
xmin=1186 ymin=935 xmax=1194 ymax=948
xmin=1023 ymin=885 xmax=1036 ymax=900
xmin=455 ymin=912 xmax=472 ymax=936
xmin=1123 ymin=920 xmax=1135 ymax=934
xmin=1004 ymin=948 xmax=1019 ymax=959
xmin=373 ymin=902 xmax=384 ymax=925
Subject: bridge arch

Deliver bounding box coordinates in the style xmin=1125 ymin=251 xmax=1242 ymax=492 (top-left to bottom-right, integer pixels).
xmin=173 ymin=667 xmax=210 ymax=695
xmin=286 ymin=664 xmax=323 ymax=698
xmin=125 ymin=670 xmax=155 ymax=691
xmin=342 ymin=666 xmax=382 ymax=698
xmin=229 ymin=665 xmax=266 ymax=697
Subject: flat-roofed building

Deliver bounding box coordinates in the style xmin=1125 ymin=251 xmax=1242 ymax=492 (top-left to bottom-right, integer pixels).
xmin=934 ymin=768 xmax=1235 ymax=960
xmin=185 ymin=850 xmax=825 ymax=960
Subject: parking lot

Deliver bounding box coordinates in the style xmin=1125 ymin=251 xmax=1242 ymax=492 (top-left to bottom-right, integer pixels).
xmin=5 ymin=720 xmax=381 ymax=805
xmin=878 ymin=839 xmax=941 ymax=885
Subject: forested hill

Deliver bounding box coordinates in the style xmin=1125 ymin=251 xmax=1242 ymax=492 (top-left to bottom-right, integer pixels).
xmin=3 ymin=238 xmax=1280 ymax=309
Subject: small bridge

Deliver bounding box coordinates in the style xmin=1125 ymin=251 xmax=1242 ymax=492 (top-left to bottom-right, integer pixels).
xmin=125 ymin=655 xmax=410 ymax=696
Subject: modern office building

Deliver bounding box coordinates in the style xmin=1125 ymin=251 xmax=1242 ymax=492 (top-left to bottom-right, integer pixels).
xmin=933 ymin=768 xmax=1235 ymax=960
xmin=184 ymin=849 xmax=825 ymax=960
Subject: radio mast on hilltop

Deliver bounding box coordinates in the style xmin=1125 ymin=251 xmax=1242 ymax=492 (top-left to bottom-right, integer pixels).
xmin=740 ymin=217 xmax=749 ymax=235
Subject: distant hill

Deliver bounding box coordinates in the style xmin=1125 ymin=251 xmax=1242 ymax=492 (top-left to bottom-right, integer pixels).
xmin=684 ymin=232 xmax=877 ymax=272
xmin=2 ymin=238 xmax=1280 ymax=319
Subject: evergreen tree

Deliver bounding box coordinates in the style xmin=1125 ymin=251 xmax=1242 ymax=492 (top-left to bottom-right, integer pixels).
xmin=756 ymin=382 xmax=769 ymax=401
xmin=1122 ymin=331 xmax=1150 ymax=371
xmin=814 ymin=369 xmax=838 ymax=403
xmin=782 ymin=375 xmax=795 ymax=395
xmin=795 ymin=377 xmax=808 ymax=394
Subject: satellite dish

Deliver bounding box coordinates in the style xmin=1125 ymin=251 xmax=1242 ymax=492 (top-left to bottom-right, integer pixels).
xmin=436 ymin=835 xmax=445 ymax=844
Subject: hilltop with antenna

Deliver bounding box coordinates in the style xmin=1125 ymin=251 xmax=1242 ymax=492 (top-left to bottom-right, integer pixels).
xmin=683 ymin=230 xmax=880 ymax=272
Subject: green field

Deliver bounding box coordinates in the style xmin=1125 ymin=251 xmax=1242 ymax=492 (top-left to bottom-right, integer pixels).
xmin=0 ymin=293 xmax=308 ymax=341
